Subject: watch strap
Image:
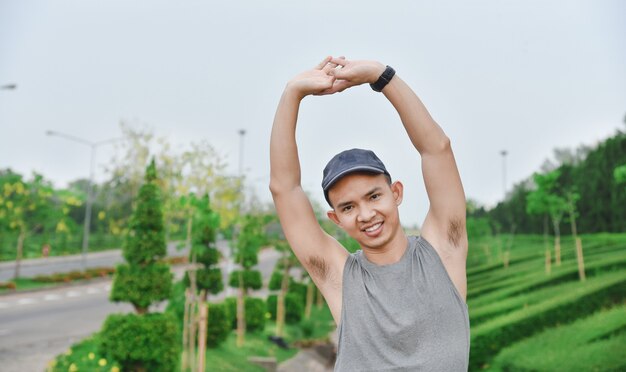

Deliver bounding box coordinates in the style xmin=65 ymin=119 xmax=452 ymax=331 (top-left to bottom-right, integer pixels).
xmin=370 ymin=65 xmax=396 ymax=92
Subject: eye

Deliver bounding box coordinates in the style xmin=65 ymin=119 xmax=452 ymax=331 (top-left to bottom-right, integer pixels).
xmin=342 ymin=205 xmax=353 ymax=213
xmin=371 ymin=193 xmax=381 ymax=200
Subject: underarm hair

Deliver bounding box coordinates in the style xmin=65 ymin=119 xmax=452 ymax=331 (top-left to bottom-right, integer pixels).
xmin=447 ymin=217 xmax=465 ymax=247
xmin=306 ymin=255 xmax=329 ymax=282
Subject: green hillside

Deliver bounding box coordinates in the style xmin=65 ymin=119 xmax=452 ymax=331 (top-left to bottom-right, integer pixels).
xmin=467 ymin=234 xmax=626 ymax=371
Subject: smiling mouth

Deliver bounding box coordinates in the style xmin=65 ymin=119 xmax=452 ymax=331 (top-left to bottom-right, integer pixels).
xmin=362 ymin=222 xmax=383 ymax=233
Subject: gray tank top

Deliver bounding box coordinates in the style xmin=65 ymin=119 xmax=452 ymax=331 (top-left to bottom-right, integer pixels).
xmin=334 ymin=236 xmax=470 ymax=371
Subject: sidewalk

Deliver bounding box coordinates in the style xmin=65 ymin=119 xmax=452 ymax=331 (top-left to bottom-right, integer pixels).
xmin=278 ymin=329 xmax=338 ymax=372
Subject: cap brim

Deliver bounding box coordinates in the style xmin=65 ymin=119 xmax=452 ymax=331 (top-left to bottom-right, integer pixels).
xmin=322 ymin=165 xmax=386 ymax=191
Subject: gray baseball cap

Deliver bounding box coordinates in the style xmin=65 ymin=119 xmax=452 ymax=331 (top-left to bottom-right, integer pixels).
xmin=322 ymin=148 xmax=390 ymax=206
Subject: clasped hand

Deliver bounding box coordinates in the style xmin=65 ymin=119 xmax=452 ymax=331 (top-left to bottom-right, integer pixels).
xmin=286 ymin=56 xmax=386 ymax=99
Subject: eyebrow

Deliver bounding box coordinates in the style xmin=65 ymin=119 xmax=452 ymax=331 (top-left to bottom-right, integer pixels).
xmin=335 ymin=186 xmax=383 ymax=210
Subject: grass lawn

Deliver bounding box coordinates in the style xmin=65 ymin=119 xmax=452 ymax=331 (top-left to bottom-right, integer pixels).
xmin=50 ymin=303 xmax=335 ymax=371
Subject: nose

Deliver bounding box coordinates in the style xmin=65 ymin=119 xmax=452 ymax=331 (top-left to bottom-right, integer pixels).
xmin=357 ymin=206 xmax=376 ymax=222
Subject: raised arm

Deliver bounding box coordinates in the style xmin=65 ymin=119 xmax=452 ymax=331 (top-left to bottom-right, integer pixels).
xmin=269 ymin=58 xmax=349 ymax=324
xmin=329 ymin=58 xmax=468 ymax=298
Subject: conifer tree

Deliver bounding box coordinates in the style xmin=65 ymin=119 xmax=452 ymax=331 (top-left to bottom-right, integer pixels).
xmin=100 ymin=159 xmax=179 ymax=372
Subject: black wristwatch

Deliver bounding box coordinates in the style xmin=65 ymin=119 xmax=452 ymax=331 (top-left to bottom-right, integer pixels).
xmin=370 ymin=65 xmax=396 ymax=92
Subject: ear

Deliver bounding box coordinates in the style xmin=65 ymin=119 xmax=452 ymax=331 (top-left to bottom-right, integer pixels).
xmin=327 ymin=210 xmax=341 ymax=226
xmin=391 ymin=180 xmax=404 ymax=206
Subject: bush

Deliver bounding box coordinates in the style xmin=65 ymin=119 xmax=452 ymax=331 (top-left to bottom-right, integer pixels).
xmin=300 ymin=319 xmax=314 ymax=338
xmin=245 ymin=297 xmax=266 ymax=332
xmin=99 ymin=312 xmax=180 ymax=372
xmin=165 ymin=280 xmax=186 ymax=322
xmin=269 ymin=270 xmax=283 ymax=291
xmin=229 ymin=270 xmax=262 ymax=290
xmin=223 ymin=296 xmax=266 ymax=331
xmin=207 ymin=302 xmax=231 ymax=348
xmin=0 ymin=282 xmax=16 ymax=290
xmin=224 ymin=297 xmax=237 ymax=329
xmin=289 ymin=282 xmax=307 ymax=307
xmin=110 ymin=263 xmax=172 ymax=311
xmin=49 ymin=334 xmax=121 ymax=372
xmin=183 ymin=268 xmax=224 ymax=295
xmin=267 ymin=293 xmax=304 ymax=324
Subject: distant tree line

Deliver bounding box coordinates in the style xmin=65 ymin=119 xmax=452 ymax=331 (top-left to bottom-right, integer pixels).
xmin=472 ymin=127 xmax=626 ymax=236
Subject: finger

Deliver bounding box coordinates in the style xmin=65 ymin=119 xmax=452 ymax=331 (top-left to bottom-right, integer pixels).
xmin=330 ymin=56 xmax=347 ymax=66
xmin=317 ymin=79 xmax=353 ymax=95
xmin=329 ymin=67 xmax=348 ymax=80
xmin=322 ymin=61 xmax=339 ymax=74
xmin=315 ymin=56 xmax=332 ymax=70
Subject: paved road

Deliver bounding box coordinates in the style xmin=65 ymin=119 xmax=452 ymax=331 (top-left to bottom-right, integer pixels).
xmin=0 ymin=242 xmax=187 ymax=282
xmin=0 ymin=242 xmax=280 ymax=372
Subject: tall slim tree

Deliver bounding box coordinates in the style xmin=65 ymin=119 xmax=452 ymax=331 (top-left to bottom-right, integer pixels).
xmin=526 ymin=170 xmax=568 ymax=266
xmin=101 ymin=159 xmax=179 ymax=372
xmin=229 ymin=214 xmax=267 ymax=346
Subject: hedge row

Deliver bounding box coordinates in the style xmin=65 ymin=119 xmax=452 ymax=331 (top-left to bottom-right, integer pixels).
xmin=470 ymin=266 xmax=626 ymax=325
xmin=491 ymin=304 xmax=626 ymax=371
xmin=468 ymin=245 xmax=626 ymax=298
xmin=33 ymin=267 xmax=116 ymax=283
xmin=470 ymin=271 xmax=626 ymax=370
xmin=469 ymin=251 xmax=626 ymax=306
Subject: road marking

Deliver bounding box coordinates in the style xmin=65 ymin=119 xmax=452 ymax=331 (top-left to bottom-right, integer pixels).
xmin=104 ymin=284 xmax=111 ymax=291
xmin=44 ymin=294 xmax=62 ymax=301
xmin=0 ymin=329 xmax=10 ymax=336
xmin=86 ymin=287 xmax=100 ymax=294
xmin=66 ymin=291 xmax=81 ymax=298
xmin=17 ymin=298 xmax=37 ymax=305
xmin=0 ymin=302 xmax=8 ymax=308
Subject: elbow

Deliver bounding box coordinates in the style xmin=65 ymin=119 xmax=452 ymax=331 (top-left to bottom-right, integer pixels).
xmin=269 ymin=179 xmax=281 ymax=196
xmin=439 ymin=136 xmax=452 ymax=153
xmin=424 ymin=135 xmax=452 ymax=155
xmin=269 ymin=178 xmax=292 ymax=197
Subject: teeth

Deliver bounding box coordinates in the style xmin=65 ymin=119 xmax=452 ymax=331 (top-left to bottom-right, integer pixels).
xmin=365 ymin=223 xmax=382 ymax=232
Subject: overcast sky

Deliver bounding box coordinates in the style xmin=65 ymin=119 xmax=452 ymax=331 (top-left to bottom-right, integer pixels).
xmin=1 ymin=0 xmax=625 ymax=227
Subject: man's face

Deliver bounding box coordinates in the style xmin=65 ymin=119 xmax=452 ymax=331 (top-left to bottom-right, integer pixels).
xmin=326 ymin=173 xmax=404 ymax=250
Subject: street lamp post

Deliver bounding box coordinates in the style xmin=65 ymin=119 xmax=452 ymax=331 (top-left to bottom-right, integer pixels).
xmin=238 ymin=129 xmax=246 ymax=176
xmin=46 ymin=130 xmax=122 ymax=270
xmin=500 ymin=150 xmax=508 ymax=199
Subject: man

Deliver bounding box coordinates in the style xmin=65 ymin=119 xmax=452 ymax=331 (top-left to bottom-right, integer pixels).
xmin=269 ymin=56 xmax=469 ymax=371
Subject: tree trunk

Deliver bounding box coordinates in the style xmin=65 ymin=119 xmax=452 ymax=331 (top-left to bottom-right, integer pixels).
xmin=552 ymin=218 xmax=561 ymax=266
xmin=316 ymin=286 xmax=324 ymax=308
xmin=545 ymin=248 xmax=551 ymax=275
xmin=13 ymin=226 xmax=26 ymax=280
xmin=567 ymin=195 xmax=585 ymax=281
xmin=236 ymin=271 xmax=245 ymax=347
xmin=186 ymin=214 xmax=193 ymax=251
xmin=182 ymin=289 xmax=191 ymax=372
xmin=305 ymin=279 xmax=314 ymax=319
xmin=576 ymin=237 xmax=586 ymax=282
xmin=197 ymin=301 xmax=208 ymax=372
xmin=276 ymin=259 xmax=291 ymax=337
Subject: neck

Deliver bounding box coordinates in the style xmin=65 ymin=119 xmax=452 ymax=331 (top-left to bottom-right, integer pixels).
xmin=361 ymin=231 xmax=409 ymax=265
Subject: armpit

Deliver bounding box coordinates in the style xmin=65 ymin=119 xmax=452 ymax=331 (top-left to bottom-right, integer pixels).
xmin=447 ymin=217 xmax=466 ymax=248
xmin=306 ymin=255 xmax=329 ymax=282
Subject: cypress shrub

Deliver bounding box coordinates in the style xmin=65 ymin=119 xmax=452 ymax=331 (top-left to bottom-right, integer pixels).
xmin=100 ymin=160 xmax=179 ymax=371
xmin=110 ymin=263 xmax=172 ymax=312
xmin=99 ymin=313 xmax=179 ymax=372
